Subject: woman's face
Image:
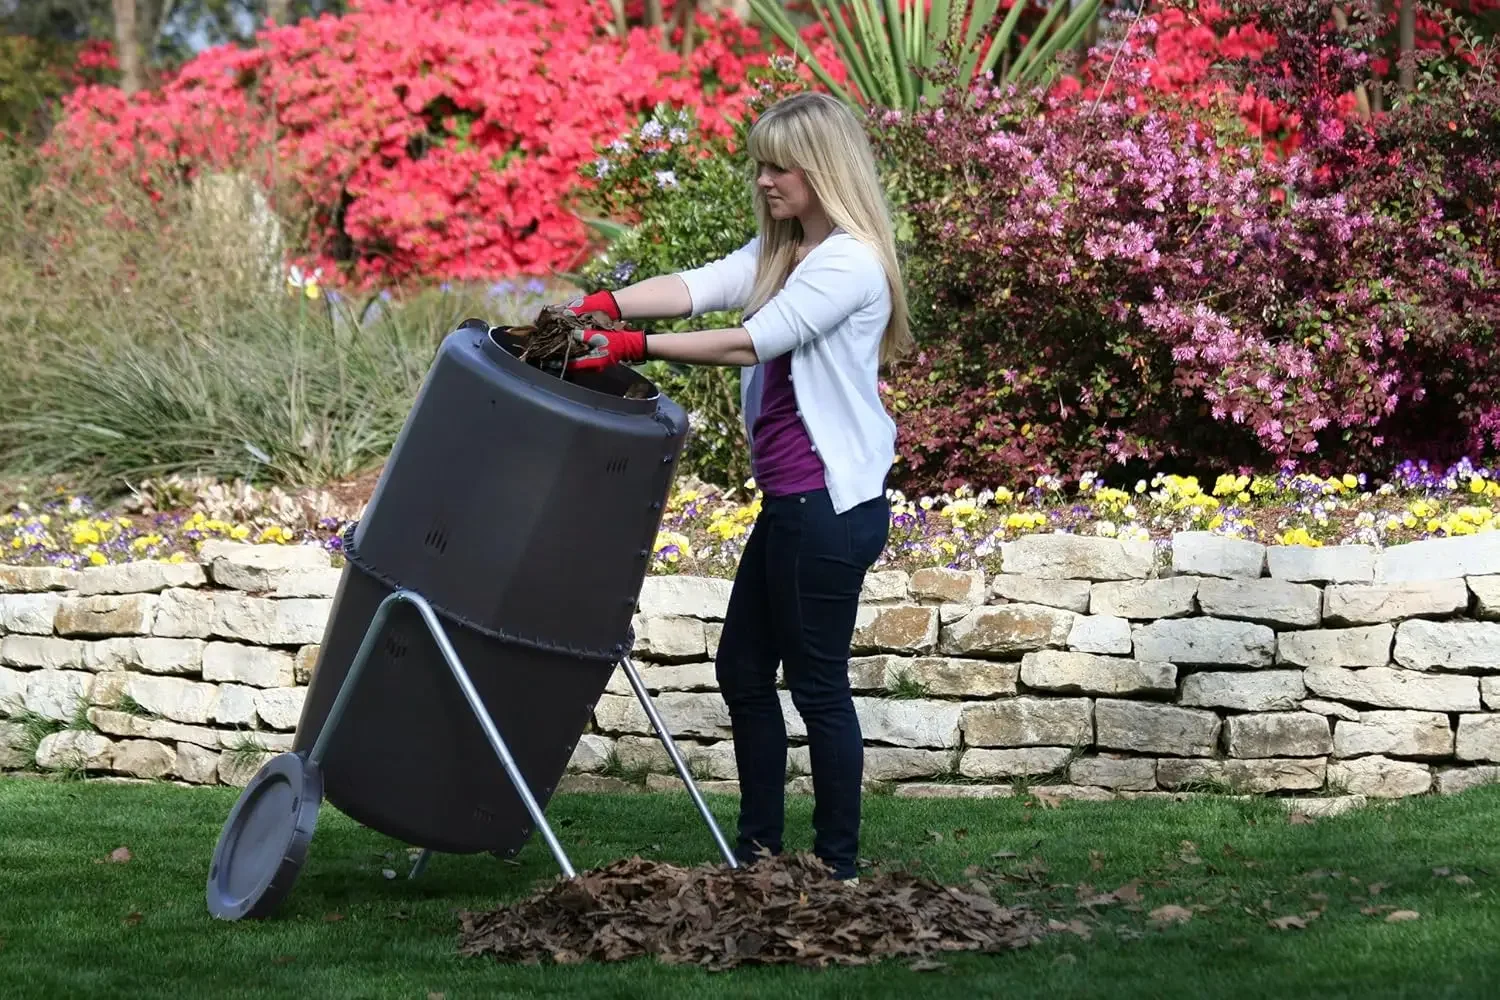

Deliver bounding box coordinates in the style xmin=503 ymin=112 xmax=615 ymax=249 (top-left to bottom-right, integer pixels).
xmin=756 ymin=162 xmax=814 ymax=221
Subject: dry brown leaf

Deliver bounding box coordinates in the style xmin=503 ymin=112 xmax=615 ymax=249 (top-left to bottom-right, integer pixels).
xmin=1368 ymin=882 xmax=1388 ymax=896
xmin=1386 ymin=910 xmax=1421 ymax=923
xmin=1287 ymin=811 xmax=1313 ymax=825
xmin=1148 ymin=904 xmax=1194 ymax=925
xmin=1432 ymin=867 xmax=1451 ymax=878
xmin=1113 ymin=881 xmax=1143 ymax=904
xmin=1453 ymin=874 xmax=1474 ymax=886
xmin=103 ymin=846 xmax=132 ymax=864
xmin=1268 ymin=911 xmax=1320 ymax=930
xmin=323 ymin=912 xmax=345 ymax=923
xmin=1089 ymin=850 xmax=1104 ymax=872
xmin=123 ymin=911 xmax=143 ymax=926
xmin=908 ymin=958 xmax=947 ymax=972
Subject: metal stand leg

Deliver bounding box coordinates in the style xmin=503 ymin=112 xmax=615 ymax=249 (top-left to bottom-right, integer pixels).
xmin=618 ymin=655 xmax=739 ymax=869
xmin=307 ymin=589 xmax=578 ymax=879
xmin=409 ymin=849 xmax=432 ymax=880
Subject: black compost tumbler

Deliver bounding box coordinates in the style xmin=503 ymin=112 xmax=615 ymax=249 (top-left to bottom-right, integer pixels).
xmin=205 ymin=319 xmax=691 ymax=920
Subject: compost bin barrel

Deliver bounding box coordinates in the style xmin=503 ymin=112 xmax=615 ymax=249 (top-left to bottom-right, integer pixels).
xmin=290 ymin=320 xmax=689 ymax=855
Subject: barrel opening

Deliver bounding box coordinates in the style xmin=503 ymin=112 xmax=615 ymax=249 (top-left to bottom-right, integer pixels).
xmin=486 ymin=325 xmax=660 ymax=402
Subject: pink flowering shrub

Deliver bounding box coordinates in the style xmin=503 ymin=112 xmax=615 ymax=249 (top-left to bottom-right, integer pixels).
xmin=871 ymin=1 xmax=1500 ymax=494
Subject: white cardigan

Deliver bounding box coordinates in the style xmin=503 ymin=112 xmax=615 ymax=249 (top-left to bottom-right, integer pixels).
xmin=674 ymin=233 xmax=896 ymax=515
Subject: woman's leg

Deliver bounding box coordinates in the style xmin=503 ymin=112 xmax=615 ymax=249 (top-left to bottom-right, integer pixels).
xmin=769 ymin=490 xmax=890 ymax=880
xmin=713 ymin=507 xmax=787 ymax=864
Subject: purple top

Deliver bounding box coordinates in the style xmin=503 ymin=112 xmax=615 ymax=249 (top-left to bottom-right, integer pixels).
xmin=751 ymin=353 xmax=826 ymax=496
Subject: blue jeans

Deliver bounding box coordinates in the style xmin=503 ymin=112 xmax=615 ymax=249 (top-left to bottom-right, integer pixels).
xmin=714 ymin=487 xmax=890 ymax=880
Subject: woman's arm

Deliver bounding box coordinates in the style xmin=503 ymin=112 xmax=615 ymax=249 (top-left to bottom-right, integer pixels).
xmin=644 ymin=327 xmax=759 ymax=367
xmin=611 ymin=274 xmax=694 ymax=320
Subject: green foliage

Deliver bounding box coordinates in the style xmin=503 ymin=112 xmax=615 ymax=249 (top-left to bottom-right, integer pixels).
xmin=746 ymin=0 xmax=1103 ymax=110
xmin=0 ymin=33 xmax=98 ymax=144
xmin=0 ymin=143 xmax=553 ymax=497
xmin=572 ymin=103 xmax=760 ymax=489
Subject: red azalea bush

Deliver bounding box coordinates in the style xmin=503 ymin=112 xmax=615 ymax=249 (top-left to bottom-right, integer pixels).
xmin=39 ymin=0 xmax=833 ymax=287
xmin=873 ymin=0 xmax=1500 ymax=493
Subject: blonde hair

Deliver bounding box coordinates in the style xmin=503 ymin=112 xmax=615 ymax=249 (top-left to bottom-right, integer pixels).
xmin=742 ymin=91 xmax=913 ymax=367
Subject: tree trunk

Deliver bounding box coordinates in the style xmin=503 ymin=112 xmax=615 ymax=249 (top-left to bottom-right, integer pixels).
xmin=267 ymin=0 xmax=292 ymax=26
xmin=1398 ymin=0 xmax=1416 ymax=92
xmin=112 ymin=0 xmax=144 ymax=94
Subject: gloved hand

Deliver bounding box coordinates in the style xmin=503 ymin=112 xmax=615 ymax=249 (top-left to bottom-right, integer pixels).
xmin=565 ymin=326 xmax=646 ymax=373
xmin=565 ymin=289 xmax=621 ymax=322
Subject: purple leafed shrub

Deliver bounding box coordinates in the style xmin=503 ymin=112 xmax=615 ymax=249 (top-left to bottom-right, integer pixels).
xmin=871 ymin=10 xmax=1500 ymax=493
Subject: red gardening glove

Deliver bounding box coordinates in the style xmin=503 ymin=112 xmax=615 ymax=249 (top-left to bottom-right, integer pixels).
xmin=565 ymin=289 xmax=621 ymax=323
xmin=565 ymin=327 xmax=646 ymax=373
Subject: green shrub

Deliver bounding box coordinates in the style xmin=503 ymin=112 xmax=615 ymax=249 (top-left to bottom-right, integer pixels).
xmin=571 ymin=102 xmax=759 ymax=489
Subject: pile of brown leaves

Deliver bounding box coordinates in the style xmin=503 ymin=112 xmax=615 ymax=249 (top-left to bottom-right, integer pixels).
xmin=456 ymin=853 xmax=1052 ymax=971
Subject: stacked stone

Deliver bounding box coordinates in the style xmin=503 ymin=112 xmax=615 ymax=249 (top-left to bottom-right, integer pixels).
xmin=571 ymin=532 xmax=1500 ymax=803
xmin=0 ymin=543 xmax=336 ymax=786
xmin=3 ymin=530 xmax=1499 ymax=805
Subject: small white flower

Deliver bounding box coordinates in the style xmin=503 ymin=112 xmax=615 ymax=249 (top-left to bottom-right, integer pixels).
xmin=668 ymin=127 xmax=688 ymax=143
xmin=641 ymin=120 xmax=664 ymax=140
xmin=654 ymin=170 xmax=678 ymax=189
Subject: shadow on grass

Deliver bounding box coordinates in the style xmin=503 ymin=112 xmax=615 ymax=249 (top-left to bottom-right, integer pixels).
xmin=1 ymin=776 xmax=1498 ymax=1000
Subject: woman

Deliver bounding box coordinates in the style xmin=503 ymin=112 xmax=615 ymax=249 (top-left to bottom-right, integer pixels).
xmin=562 ymin=91 xmax=912 ymax=883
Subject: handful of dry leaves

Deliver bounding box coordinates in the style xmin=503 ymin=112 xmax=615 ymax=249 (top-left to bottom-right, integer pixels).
xmin=456 ymin=853 xmax=1050 ymax=971
xmin=511 ymin=303 xmax=625 ymax=368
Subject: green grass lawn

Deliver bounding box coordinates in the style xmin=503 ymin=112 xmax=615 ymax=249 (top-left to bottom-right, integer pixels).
xmin=2 ymin=776 xmax=1498 ymax=1000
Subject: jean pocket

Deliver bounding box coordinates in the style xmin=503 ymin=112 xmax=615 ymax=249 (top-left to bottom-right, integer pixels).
xmin=842 ymin=498 xmax=890 ymax=569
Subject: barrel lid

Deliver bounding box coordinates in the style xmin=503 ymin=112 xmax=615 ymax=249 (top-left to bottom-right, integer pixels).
xmin=205 ymin=751 xmax=323 ymax=921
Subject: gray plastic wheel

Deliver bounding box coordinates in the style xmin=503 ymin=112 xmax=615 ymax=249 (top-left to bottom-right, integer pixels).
xmin=205 ymin=751 xmax=323 ymax=921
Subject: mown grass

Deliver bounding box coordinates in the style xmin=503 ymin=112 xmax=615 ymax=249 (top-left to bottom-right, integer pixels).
xmin=1 ymin=776 xmax=1497 ymax=999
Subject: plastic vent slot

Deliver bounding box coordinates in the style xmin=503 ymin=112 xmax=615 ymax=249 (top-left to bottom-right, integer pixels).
xmin=423 ymin=520 xmax=449 ymax=555
xmin=604 ymin=457 xmax=629 ymax=475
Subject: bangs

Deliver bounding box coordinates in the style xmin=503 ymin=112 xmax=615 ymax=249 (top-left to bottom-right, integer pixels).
xmin=747 ymin=114 xmax=795 ymax=171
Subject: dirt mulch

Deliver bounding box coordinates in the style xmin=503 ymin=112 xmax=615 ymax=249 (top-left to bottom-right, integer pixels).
xmin=456 ymin=853 xmax=1053 ymax=972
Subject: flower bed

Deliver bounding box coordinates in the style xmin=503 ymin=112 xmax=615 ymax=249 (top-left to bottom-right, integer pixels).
xmin=6 ymin=460 xmax=1500 ymax=577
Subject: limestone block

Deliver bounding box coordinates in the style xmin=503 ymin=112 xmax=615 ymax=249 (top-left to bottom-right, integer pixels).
xmin=1000 ymin=534 xmax=1153 ymax=581
xmin=1132 ymin=618 xmax=1275 ymax=667
xmin=1069 ymin=755 xmax=1156 ymax=790
xmin=961 ymin=697 xmax=1092 ymax=748
xmin=24 ymin=669 xmax=93 ymax=722
xmin=1179 ymin=670 xmax=1306 ymax=712
xmin=1266 ymin=545 xmax=1376 ymax=583
xmin=1379 ymin=533 xmax=1500 ymax=582
xmin=630 ymin=615 xmax=707 ymax=662
xmin=1067 ymin=615 xmax=1132 ymax=655
xmin=254 ymin=687 xmax=307 ymax=730
xmin=76 ymin=561 xmax=205 ymax=596
xmin=2 ymin=635 xmax=86 ymax=670
xmin=109 ymin=739 xmax=176 ymax=779
xmin=1089 ymin=577 xmax=1199 ymax=619
xmin=990 ymin=575 xmax=1091 ymax=613
xmin=54 ymin=594 xmax=158 ymax=637
xmin=1195 ymin=578 xmax=1322 ymax=629
xmin=0 ymin=593 xmax=62 ymax=635
xmin=852 ymin=605 xmax=939 ymax=655
xmin=637 ymin=575 xmax=732 ymax=620
xmin=1393 ymin=620 xmax=1500 ymax=671
xmin=1332 ymin=711 xmax=1453 ymax=758
xmin=201 ymin=642 xmax=297 ymax=688
xmin=0 ymin=565 xmax=77 ymax=592
xmin=1304 ymin=666 xmax=1479 ymax=712
xmin=175 ymin=742 xmax=222 ymax=784
xmin=910 ymin=567 xmax=985 ymax=605
xmin=82 ymin=637 xmax=204 ymax=674
xmin=939 ymin=604 xmax=1076 ymax=658
xmin=1455 ymin=713 xmax=1500 ymax=762
xmin=872 ymin=656 xmax=1019 ymax=698
xmin=1095 ymin=699 xmax=1220 ymax=756
xmin=1327 ymin=755 xmax=1432 ymax=797
xmin=1171 ymin=532 xmax=1265 ymax=578
xmin=1157 ymin=757 xmax=1327 ymax=794
xmin=1435 ymin=765 xmax=1500 ymax=795
xmin=860 ymin=570 xmax=910 ymax=603
xmin=126 ymin=674 xmax=219 ymax=724
xmin=207 ymin=543 xmax=330 ymax=592
xmin=1223 ymin=712 xmax=1332 ymax=758
xmin=1276 ymin=625 xmax=1392 ymax=669
xmin=1019 ymin=649 xmax=1174 ymax=696
xmin=35 ymin=730 xmax=113 ymax=770
xmin=1322 ymin=579 xmax=1467 ymax=626
xmin=213 ymin=595 xmax=331 ymax=646
xmin=151 ymin=588 xmax=217 ymax=638
xmin=958 ymin=747 xmax=1073 ymax=779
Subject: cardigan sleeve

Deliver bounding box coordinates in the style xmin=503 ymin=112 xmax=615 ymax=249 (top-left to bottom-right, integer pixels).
xmin=674 ymin=238 xmax=760 ymax=316
xmin=742 ymin=235 xmax=883 ymax=361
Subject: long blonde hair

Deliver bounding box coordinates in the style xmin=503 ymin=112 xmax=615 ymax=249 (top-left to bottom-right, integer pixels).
xmin=742 ymin=91 xmax=913 ymax=367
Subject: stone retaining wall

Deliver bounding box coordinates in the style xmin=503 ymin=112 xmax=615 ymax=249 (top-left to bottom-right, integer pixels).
xmin=3 ymin=532 xmax=1500 ymax=805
